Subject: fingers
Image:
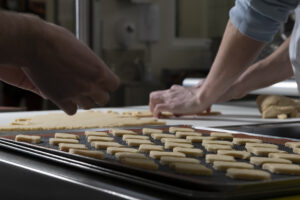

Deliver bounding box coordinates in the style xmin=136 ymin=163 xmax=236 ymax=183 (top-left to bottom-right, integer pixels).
xmin=149 ymin=90 xmax=167 ymax=113
xmin=91 ymin=90 xmax=110 ymax=106
xmin=54 ymin=100 xmax=77 ymax=115
xmin=76 ymin=96 xmax=95 ymax=109
xmin=104 ymin=70 xmax=120 ymax=92
xmin=153 ymin=103 xmax=174 ymax=118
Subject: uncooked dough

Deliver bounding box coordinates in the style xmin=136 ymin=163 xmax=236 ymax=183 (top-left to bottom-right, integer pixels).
xmin=0 ymin=110 xmax=165 ymax=131
xmin=256 ymin=95 xmax=300 ymax=119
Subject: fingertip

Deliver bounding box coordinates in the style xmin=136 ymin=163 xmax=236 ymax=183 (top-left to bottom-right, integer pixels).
xmin=55 ymin=100 xmax=77 ymax=115
xmin=65 ymin=108 xmax=77 ymax=115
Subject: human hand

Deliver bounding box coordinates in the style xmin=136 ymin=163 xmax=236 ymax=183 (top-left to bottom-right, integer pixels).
xmin=0 ymin=65 xmax=45 ymax=97
xmin=149 ymin=84 xmax=211 ymax=117
xmin=23 ymin=18 xmax=119 ymax=115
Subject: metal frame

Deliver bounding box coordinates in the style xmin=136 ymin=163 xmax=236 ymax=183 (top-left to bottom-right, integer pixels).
xmin=75 ymin=0 xmax=91 ymax=45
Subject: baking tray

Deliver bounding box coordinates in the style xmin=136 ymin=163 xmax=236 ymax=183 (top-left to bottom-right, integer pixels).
xmin=1 ymin=125 xmax=300 ymax=199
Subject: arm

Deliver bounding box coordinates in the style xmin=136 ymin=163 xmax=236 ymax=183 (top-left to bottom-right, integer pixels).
xmin=150 ymin=0 xmax=297 ymax=117
xmin=217 ymin=37 xmax=293 ymax=103
xmin=150 ymin=20 xmax=265 ymax=116
xmin=196 ymin=20 xmax=265 ymax=106
xmin=0 ymin=11 xmax=119 ymax=115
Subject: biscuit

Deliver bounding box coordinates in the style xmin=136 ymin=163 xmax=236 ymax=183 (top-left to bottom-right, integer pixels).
xmin=142 ymin=128 xmax=163 ymax=135
xmin=205 ymin=144 xmax=232 ymax=153
xmin=226 ymin=168 xmax=271 ymax=180
xmin=49 ymin=138 xmax=79 ymax=145
xmin=285 ymin=142 xmax=300 ymax=149
xmin=120 ymin=157 xmax=158 ymax=170
xmin=161 ymin=138 xmax=191 ymax=144
xmin=164 ymin=142 xmax=194 ymax=150
xmin=54 ymin=133 xmax=79 ymax=140
xmin=170 ymin=163 xmax=212 ymax=175
xmin=109 ymin=129 xmax=138 ymax=136
xmin=202 ymin=140 xmax=233 ymax=146
xmin=169 ymin=127 xmax=194 ymax=133
xmin=93 ymin=141 xmax=123 ymax=149
xmin=15 ymin=135 xmax=41 ymax=144
xmin=205 ymin=154 xmax=235 ymax=163
xmin=151 ymin=133 xmax=176 ymax=140
xmin=233 ymin=138 xmax=262 ymax=145
xmin=160 ymin=156 xmax=200 ymax=165
xmin=126 ymin=139 xmax=153 ymax=147
xmin=149 ymin=151 xmax=185 ymax=159
xmin=213 ymin=161 xmax=254 ymax=171
xmin=175 ymin=132 xmax=202 ymax=138
xmin=87 ymin=136 xmax=114 ymax=143
xmin=248 ymin=147 xmax=285 ymax=156
xmin=210 ymin=132 xmax=233 ymax=140
xmin=69 ymin=149 xmax=104 ymax=159
xmin=138 ymin=144 xmax=164 ymax=153
xmin=245 ymin=143 xmax=278 ymax=149
xmin=122 ymin=135 xmax=149 ymax=141
xmin=263 ymin=163 xmax=300 ymax=175
xmin=186 ymin=136 xmax=216 ymax=143
xmin=85 ymin=131 xmax=108 ymax=137
xmin=250 ymin=157 xmax=292 ymax=166
xmin=107 ymin=147 xmax=138 ymax=155
xmin=173 ymin=147 xmax=203 ymax=157
xmin=115 ymin=152 xmax=147 ymax=160
xmin=217 ymin=150 xmax=250 ymax=159
xmin=269 ymin=153 xmax=300 ymax=163
xmin=59 ymin=143 xmax=87 ymax=151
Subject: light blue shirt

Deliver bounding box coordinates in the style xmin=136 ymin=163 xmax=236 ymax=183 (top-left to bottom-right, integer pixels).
xmin=230 ymin=0 xmax=300 ymax=42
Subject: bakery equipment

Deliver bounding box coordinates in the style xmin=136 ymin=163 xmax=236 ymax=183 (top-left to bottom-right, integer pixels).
xmin=1 ymin=126 xmax=300 ymax=199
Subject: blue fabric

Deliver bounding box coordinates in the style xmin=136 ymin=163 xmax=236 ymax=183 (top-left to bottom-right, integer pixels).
xmin=230 ymin=0 xmax=300 ymax=42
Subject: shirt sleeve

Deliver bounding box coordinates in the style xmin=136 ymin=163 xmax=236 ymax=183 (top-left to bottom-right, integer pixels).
xmin=230 ymin=0 xmax=299 ymax=42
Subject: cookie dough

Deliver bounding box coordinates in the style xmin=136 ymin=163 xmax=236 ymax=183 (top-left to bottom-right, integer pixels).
xmin=170 ymin=163 xmax=212 ymax=175
xmin=226 ymin=168 xmax=271 ymax=180
xmin=49 ymin=138 xmax=79 ymax=145
xmin=55 ymin=133 xmax=79 ymax=140
xmin=0 ymin=110 xmax=165 ymax=131
xmin=256 ymin=95 xmax=300 ymax=119
xmin=15 ymin=135 xmax=41 ymax=144
xmin=69 ymin=149 xmax=104 ymax=160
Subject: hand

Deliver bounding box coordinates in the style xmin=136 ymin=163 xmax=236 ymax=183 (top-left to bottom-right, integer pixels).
xmin=22 ymin=18 xmax=119 ymax=115
xmin=149 ymin=84 xmax=211 ymax=117
xmin=0 ymin=65 xmax=45 ymax=97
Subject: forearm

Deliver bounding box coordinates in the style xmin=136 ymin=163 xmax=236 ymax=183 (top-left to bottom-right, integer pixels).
xmin=0 ymin=11 xmax=41 ymax=67
xmin=227 ymin=37 xmax=293 ymax=100
xmin=197 ymin=20 xmax=265 ymax=105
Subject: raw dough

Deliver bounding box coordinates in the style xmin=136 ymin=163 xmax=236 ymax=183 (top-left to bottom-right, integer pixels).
xmin=226 ymin=168 xmax=270 ymax=180
xmin=160 ymin=156 xmax=200 ymax=165
xmin=256 ymin=95 xmax=300 ymax=119
xmin=0 ymin=110 xmax=165 ymax=131
xmin=170 ymin=163 xmax=212 ymax=175
xmin=15 ymin=135 xmax=41 ymax=144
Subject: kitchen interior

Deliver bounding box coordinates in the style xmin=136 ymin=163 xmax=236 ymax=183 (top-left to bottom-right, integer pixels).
xmin=0 ymin=0 xmax=299 ymax=199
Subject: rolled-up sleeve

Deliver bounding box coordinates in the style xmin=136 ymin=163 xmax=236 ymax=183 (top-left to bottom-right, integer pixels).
xmin=230 ymin=0 xmax=299 ymax=42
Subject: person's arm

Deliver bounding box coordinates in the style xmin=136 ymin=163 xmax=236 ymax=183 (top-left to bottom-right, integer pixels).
xmin=150 ymin=20 xmax=265 ymax=117
xmin=0 ymin=11 xmax=119 ymax=115
xmin=150 ymin=0 xmax=298 ymax=117
xmin=217 ymin=37 xmax=293 ymax=103
xmin=196 ymin=20 xmax=265 ymax=106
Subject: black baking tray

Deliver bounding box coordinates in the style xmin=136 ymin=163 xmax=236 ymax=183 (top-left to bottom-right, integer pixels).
xmin=1 ymin=126 xmax=300 ymax=199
